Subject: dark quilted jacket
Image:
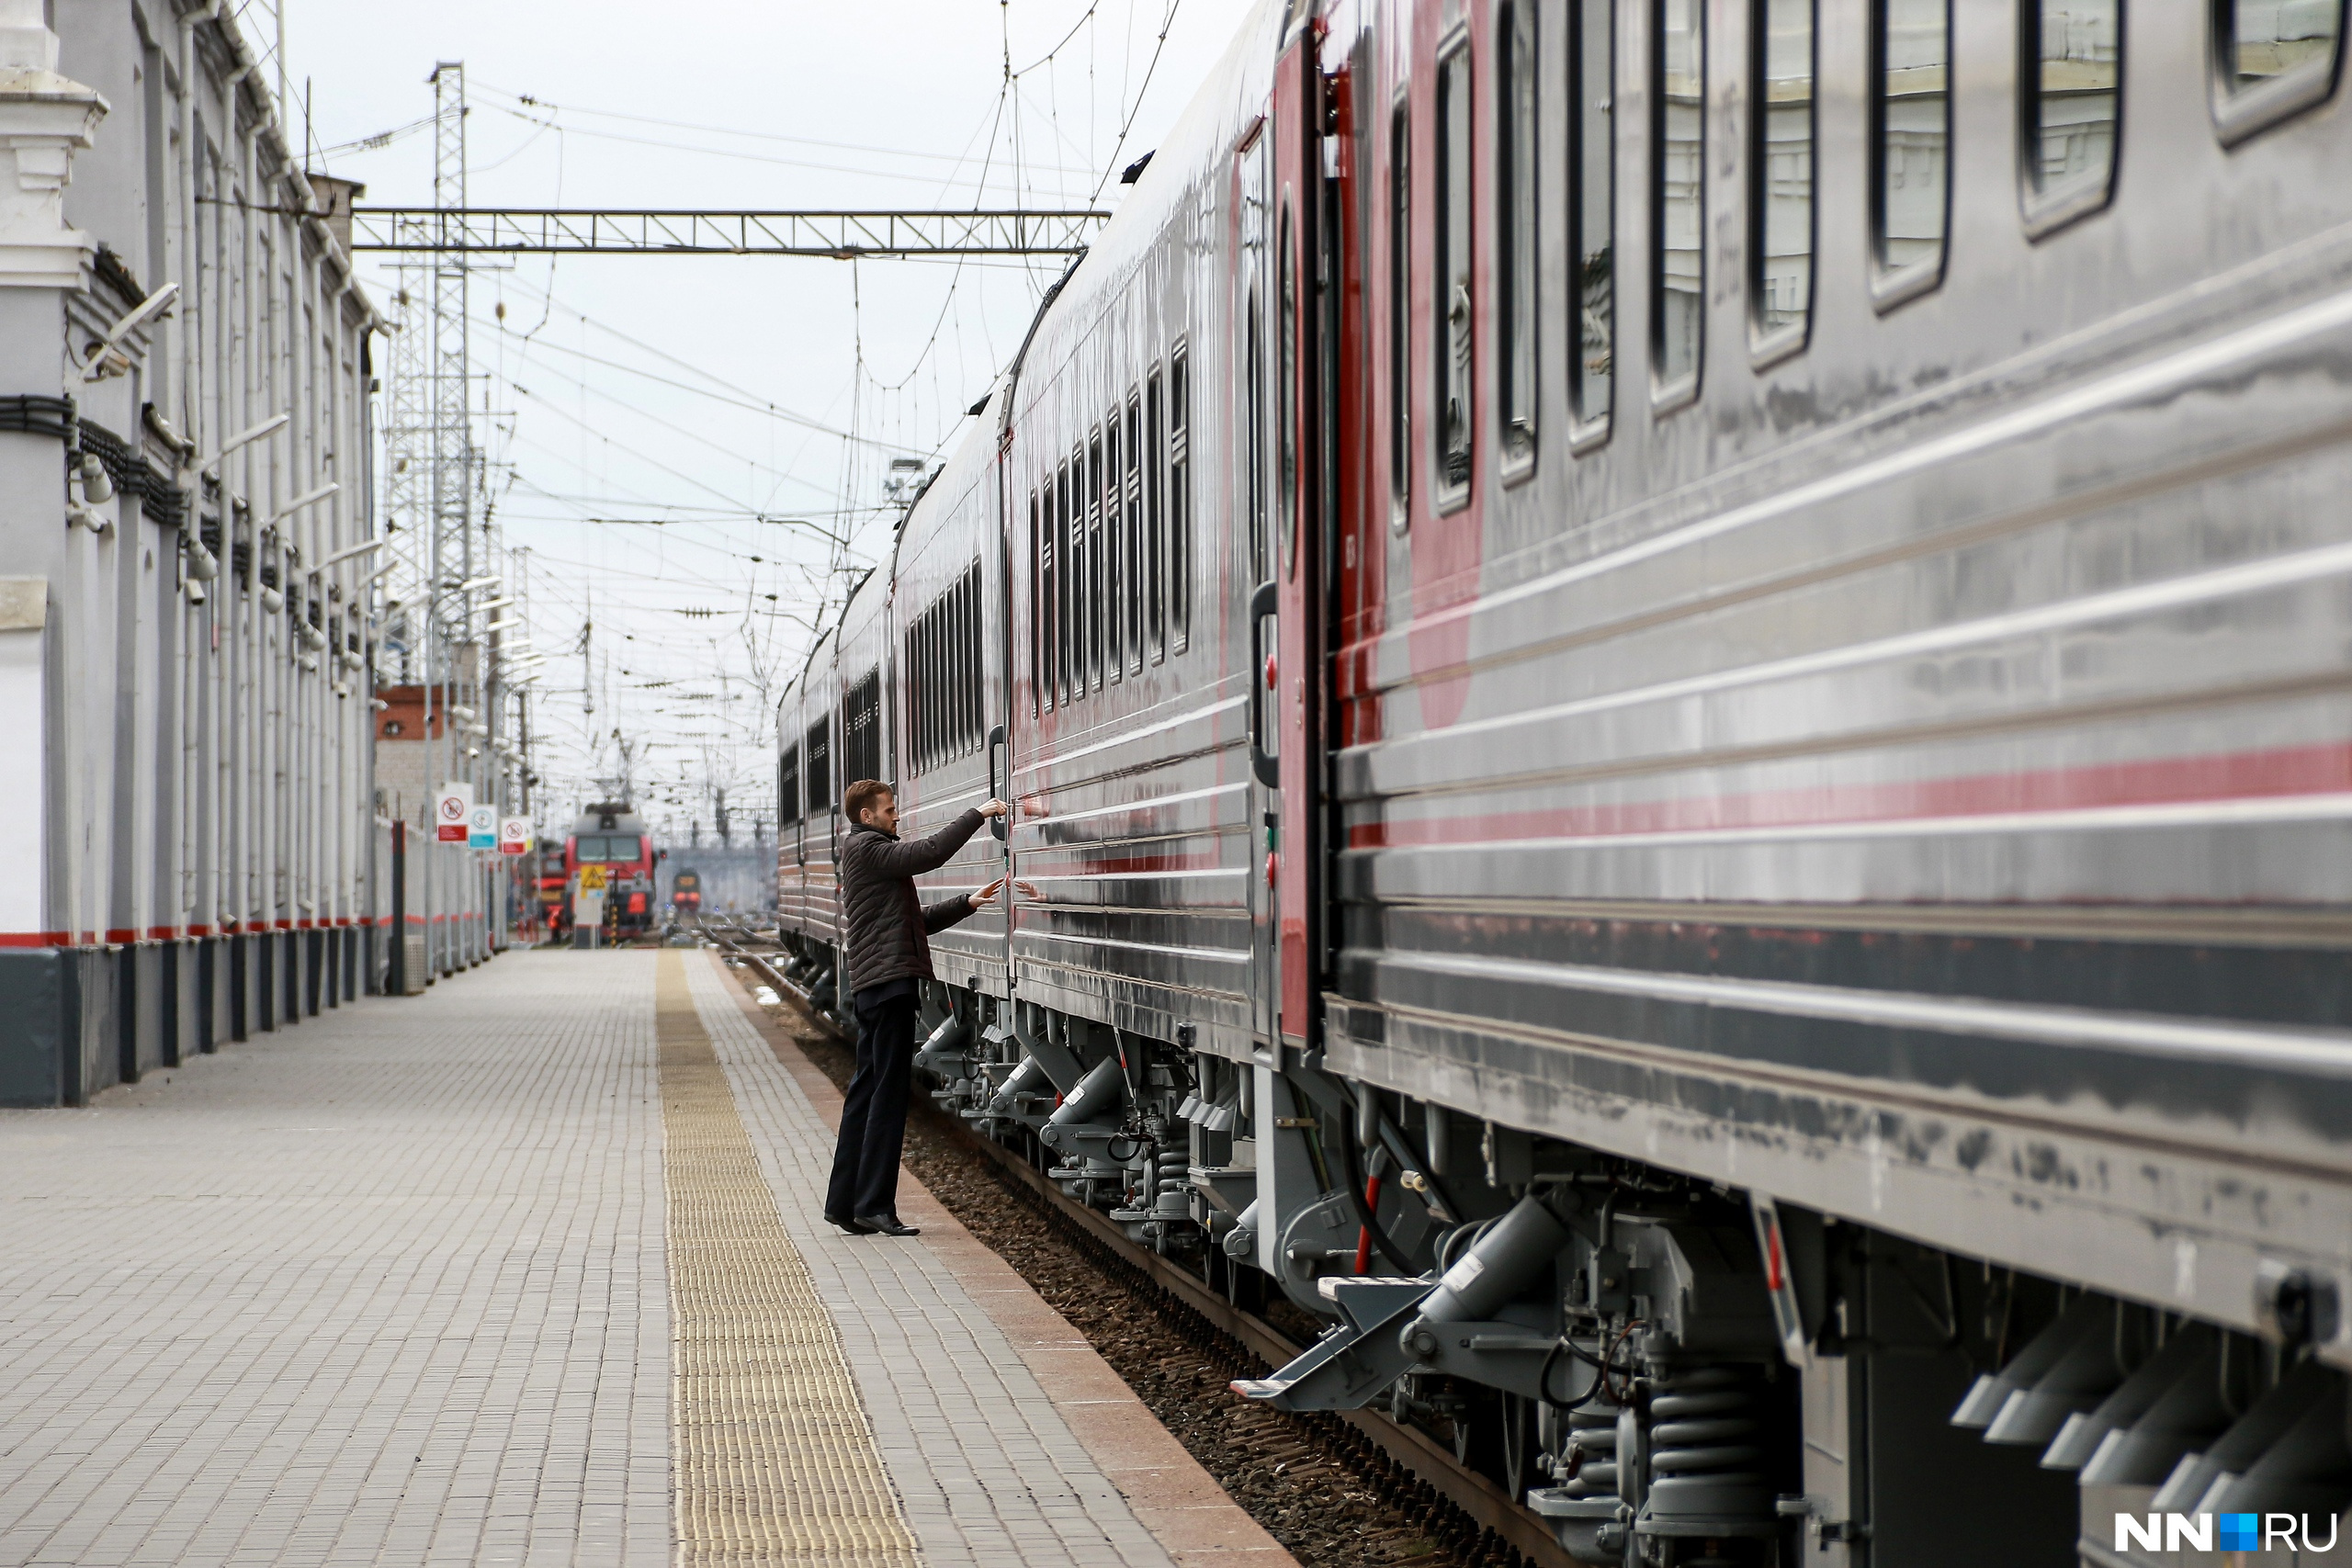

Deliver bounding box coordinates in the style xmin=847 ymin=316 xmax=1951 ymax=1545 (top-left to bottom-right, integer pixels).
xmin=839 ymin=808 xmax=987 ymax=998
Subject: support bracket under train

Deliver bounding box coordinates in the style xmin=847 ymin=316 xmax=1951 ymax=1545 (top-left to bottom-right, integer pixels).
xmin=1231 ymin=1277 xmax=1434 ymax=1410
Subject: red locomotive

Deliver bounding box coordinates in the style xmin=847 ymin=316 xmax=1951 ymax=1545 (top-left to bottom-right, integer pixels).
xmin=561 ymin=803 xmax=658 ymax=939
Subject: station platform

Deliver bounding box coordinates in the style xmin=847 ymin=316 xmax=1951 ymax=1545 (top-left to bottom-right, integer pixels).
xmin=0 ymin=948 xmax=1295 ymax=1568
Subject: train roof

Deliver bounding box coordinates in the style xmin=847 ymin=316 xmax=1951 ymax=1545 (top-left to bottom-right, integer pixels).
xmin=567 ymin=803 xmax=648 ymax=835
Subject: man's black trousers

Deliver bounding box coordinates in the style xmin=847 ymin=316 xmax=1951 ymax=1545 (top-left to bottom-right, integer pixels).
xmin=825 ymin=986 xmax=920 ymax=1221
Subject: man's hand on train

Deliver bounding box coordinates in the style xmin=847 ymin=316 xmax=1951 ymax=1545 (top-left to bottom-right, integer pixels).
xmin=978 ymin=798 xmax=1010 ymax=818
xmin=969 ymin=876 xmax=1042 ymax=910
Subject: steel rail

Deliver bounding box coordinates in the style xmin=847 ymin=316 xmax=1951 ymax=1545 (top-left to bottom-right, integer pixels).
xmin=695 ymin=916 xmax=1579 ymax=1568
xmin=348 ymin=208 xmax=1107 ymax=256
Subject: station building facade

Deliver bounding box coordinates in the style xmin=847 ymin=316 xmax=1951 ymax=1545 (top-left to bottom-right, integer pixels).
xmin=0 ymin=0 xmax=381 ymax=1102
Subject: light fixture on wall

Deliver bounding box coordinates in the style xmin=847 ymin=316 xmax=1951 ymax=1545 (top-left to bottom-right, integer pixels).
xmin=180 ymin=412 xmax=288 ymax=486
xmin=77 ymin=281 xmax=179 ymax=382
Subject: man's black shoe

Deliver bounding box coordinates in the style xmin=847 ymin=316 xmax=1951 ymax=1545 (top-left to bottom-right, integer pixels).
xmin=825 ymin=1213 xmax=873 ymax=1235
xmin=855 ymin=1213 xmax=920 ymax=1237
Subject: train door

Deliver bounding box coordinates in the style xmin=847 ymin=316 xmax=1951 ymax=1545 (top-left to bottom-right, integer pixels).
xmin=1241 ymin=106 xmax=1279 ymax=1051
xmin=1261 ymin=19 xmax=1341 ymax=1055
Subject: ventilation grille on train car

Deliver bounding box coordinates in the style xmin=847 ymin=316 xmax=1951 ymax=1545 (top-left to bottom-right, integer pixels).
xmin=1951 ymin=1292 xmax=2352 ymax=1547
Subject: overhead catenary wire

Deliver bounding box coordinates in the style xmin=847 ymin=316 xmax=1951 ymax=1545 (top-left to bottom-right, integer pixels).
xmin=373 ymin=2 xmax=1204 ymax=833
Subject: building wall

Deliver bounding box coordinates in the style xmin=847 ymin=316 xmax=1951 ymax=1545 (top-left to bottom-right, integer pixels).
xmin=373 ymin=683 xmax=452 ymax=829
xmin=0 ymin=0 xmax=383 ymax=1102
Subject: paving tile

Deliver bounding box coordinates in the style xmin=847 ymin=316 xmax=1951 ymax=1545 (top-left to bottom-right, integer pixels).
xmin=0 ymin=945 xmax=1302 ymax=1568
xmin=0 ymin=953 xmax=671 ymax=1568
xmin=691 ymin=952 xmax=1299 ymax=1568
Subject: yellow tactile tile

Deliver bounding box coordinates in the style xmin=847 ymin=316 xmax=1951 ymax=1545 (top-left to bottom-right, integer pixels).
xmin=657 ymin=950 xmax=921 ymax=1567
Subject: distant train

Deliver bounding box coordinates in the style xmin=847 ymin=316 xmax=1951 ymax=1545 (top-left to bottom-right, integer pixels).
xmin=669 ymin=869 xmax=703 ymax=914
xmin=775 ymin=2 xmax=2352 ymax=1563
xmin=561 ymin=803 xmax=659 ymax=939
xmin=532 ymin=846 xmax=567 ymax=936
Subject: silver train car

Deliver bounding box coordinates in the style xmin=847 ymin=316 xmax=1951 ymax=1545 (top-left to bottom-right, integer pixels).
xmin=775 ymin=1 xmax=2352 ymax=1561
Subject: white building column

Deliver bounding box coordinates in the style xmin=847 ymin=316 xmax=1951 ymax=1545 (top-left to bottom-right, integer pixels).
xmin=0 ymin=0 xmax=105 ymax=1104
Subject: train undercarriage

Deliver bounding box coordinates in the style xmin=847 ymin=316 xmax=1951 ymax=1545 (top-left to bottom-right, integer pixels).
xmin=774 ymin=931 xmax=2352 ymax=1568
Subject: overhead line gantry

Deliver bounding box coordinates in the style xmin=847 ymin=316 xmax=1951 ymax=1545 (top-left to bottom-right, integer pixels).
xmin=349 ymin=209 xmax=1108 ymax=257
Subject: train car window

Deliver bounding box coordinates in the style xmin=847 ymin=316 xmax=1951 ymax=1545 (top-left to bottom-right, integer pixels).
xmin=1056 ymin=457 xmax=1073 ymax=707
xmin=910 ymin=615 xmax=926 ymax=768
xmin=1751 ymin=0 xmax=1815 ymax=353
xmin=805 ymin=717 xmax=831 ymax=814
xmin=2021 ymin=0 xmax=2119 ymax=231
xmin=1087 ymin=430 xmax=1106 ymax=692
xmin=2225 ymin=0 xmax=2343 ymax=81
xmin=1278 ymin=200 xmax=1300 ymax=570
xmin=1077 ymin=440 xmax=1094 ymax=694
xmin=1498 ymin=0 xmax=1539 ymax=466
xmin=908 ymin=566 xmax=986 ymax=773
xmin=916 ymin=589 xmax=932 ymax=764
xmin=1104 ymin=413 xmax=1125 ymax=684
xmin=1570 ymin=0 xmax=1615 ymax=431
xmin=961 ymin=563 xmax=981 ymax=747
xmin=1434 ymin=33 xmax=1475 ymax=495
xmin=778 ymin=743 xmax=799 ymax=825
xmin=1389 ymin=98 xmax=1413 ymax=522
xmin=1247 ymin=286 xmax=1268 ymax=576
xmin=949 ymin=572 xmax=964 ymax=756
xmin=1653 ymin=0 xmax=1705 ymax=397
xmin=922 ymin=585 xmax=936 ymax=764
xmin=1242 ymin=135 xmax=1271 ymax=580
xmin=1146 ymin=368 xmax=1168 ymax=661
xmin=1125 ymin=391 xmax=1144 ymax=673
xmin=842 ymin=667 xmax=881 ymax=791
xmin=948 ymin=570 xmax=963 ymax=752
xmin=1039 ymin=491 xmax=1058 ymax=719
xmin=1170 ymin=346 xmax=1192 ymax=652
xmin=2214 ymin=0 xmax=2340 ymax=139
xmin=1872 ymin=0 xmax=1951 ymax=306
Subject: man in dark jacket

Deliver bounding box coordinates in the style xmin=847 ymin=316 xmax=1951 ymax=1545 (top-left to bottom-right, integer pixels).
xmin=824 ymin=777 xmax=1009 ymax=1235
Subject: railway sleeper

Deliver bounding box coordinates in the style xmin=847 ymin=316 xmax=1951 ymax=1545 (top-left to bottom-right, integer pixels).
xmin=839 ymin=973 xmax=2352 ymax=1568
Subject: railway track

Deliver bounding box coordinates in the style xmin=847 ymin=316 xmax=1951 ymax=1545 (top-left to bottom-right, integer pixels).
xmin=690 ymin=914 xmax=1574 ymax=1568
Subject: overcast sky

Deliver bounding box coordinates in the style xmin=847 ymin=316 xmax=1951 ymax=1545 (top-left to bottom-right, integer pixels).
xmin=283 ymin=0 xmax=1257 ymax=840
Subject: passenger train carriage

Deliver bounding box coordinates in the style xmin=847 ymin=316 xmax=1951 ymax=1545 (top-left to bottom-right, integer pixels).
xmin=775 ymin=2 xmax=2352 ymax=1562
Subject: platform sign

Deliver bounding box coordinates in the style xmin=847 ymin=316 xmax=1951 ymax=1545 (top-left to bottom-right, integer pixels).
xmin=498 ymin=818 xmax=531 ymax=856
xmin=573 ymin=864 xmax=606 ymax=950
xmin=435 ymin=782 xmax=473 ymax=843
xmin=467 ymin=802 xmax=498 ymax=850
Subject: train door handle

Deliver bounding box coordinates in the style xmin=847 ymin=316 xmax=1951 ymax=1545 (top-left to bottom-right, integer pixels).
xmin=987 ymin=724 xmax=1007 ymax=842
xmin=1247 ymin=580 xmax=1280 ymax=789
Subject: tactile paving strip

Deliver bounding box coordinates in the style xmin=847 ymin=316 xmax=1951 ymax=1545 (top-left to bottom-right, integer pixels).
xmin=657 ymin=951 xmax=922 ymax=1566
